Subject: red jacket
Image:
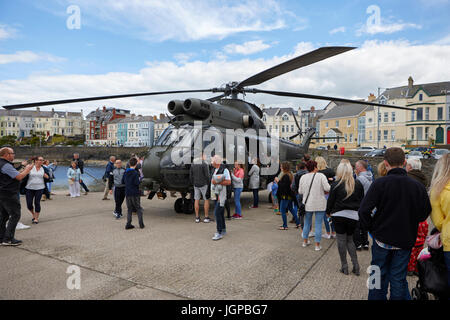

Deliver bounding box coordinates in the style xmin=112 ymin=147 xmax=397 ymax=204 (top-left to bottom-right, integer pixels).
xmin=415 ymin=220 xmax=429 ymax=247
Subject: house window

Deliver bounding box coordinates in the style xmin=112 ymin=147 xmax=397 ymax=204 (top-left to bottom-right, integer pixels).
xmin=269 ymin=125 xmax=272 ymax=132
xmin=291 ymin=125 xmax=294 ymax=132
xmin=417 ymin=127 xmax=423 ymax=141
xmin=335 ymin=120 xmax=339 ymax=127
xmin=344 ymin=133 xmax=348 ymax=142
xmin=368 ymin=118 xmax=373 ymax=123
xmin=325 ymin=122 xmax=328 ymax=128
xmin=275 ymin=125 xmax=278 ymax=130
xmin=438 ymin=107 xmax=443 ymax=120
xmin=417 ymin=108 xmax=423 ymax=121
xmin=425 ymin=107 xmax=429 ymax=120
xmin=378 ymin=113 xmax=381 ymax=123
xmin=369 ymin=131 xmax=373 ymax=140
xmin=425 ymin=127 xmax=429 ymax=140
xmin=349 ymin=133 xmax=353 ymax=142
xmin=281 ymin=125 xmax=285 ymax=133
xmin=411 ymin=111 xmax=415 ymax=121
xmin=384 ymin=112 xmax=388 ymax=122
xmin=391 ymin=130 xmax=395 ymax=141
xmin=383 ymin=130 xmax=388 ymax=141
xmin=411 ymin=128 xmax=414 ymax=140
xmin=378 ymin=130 xmax=381 ymax=141
xmin=419 ymin=93 xmax=423 ymax=101
xmin=282 ymin=114 xmax=289 ymax=121
xmin=391 ymin=112 xmax=396 ymax=122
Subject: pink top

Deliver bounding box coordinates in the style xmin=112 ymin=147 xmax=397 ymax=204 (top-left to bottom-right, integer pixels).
xmin=234 ymin=168 xmax=244 ymax=179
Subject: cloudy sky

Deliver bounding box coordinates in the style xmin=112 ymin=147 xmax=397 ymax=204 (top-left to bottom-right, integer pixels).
xmin=1 ymin=0 xmax=450 ymax=116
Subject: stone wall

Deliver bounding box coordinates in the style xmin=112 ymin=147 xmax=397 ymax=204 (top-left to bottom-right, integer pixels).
xmin=13 ymin=146 xmax=149 ymax=163
xmin=308 ymin=149 xmax=436 ymax=182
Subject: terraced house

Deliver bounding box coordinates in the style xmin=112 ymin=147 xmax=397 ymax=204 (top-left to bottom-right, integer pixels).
xmin=364 ymin=77 xmax=450 ymax=147
xmin=317 ymin=101 xmax=369 ymax=149
xmin=0 ymin=108 xmax=84 ymax=139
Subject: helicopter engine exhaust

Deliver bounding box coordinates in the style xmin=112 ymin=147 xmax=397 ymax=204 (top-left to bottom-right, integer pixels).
xmin=167 ymin=100 xmax=184 ymax=116
xmin=183 ymin=98 xmax=211 ymax=119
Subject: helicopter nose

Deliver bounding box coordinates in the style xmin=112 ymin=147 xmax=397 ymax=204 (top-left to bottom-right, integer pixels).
xmin=141 ymin=147 xmax=164 ymax=189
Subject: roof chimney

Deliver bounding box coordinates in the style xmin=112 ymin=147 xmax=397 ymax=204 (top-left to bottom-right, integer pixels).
xmin=408 ymin=76 xmax=414 ymax=90
xmin=368 ymin=93 xmax=376 ymax=102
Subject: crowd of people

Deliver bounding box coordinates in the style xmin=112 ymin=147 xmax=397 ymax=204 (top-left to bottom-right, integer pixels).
xmin=0 ymin=145 xmax=449 ymax=300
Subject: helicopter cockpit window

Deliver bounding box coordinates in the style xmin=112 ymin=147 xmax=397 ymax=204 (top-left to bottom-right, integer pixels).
xmin=155 ymin=125 xmax=174 ymax=146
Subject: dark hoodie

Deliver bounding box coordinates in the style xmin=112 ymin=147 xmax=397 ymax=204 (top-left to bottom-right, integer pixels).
xmin=407 ymin=169 xmax=428 ymax=187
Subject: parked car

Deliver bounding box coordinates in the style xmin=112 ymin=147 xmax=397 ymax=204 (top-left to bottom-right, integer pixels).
xmin=432 ymin=149 xmax=449 ymax=160
xmin=406 ymin=151 xmax=424 ymax=160
xmin=316 ymin=146 xmax=327 ymax=150
xmin=355 ymin=146 xmax=376 ymax=152
xmin=364 ymin=149 xmax=386 ymax=157
xmin=405 ymin=147 xmax=433 ymax=159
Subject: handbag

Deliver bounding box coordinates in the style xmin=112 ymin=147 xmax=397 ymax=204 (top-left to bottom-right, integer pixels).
xmin=299 ymin=173 xmax=316 ymax=217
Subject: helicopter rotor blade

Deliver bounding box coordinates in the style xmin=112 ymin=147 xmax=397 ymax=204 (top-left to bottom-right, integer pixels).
xmin=291 ymin=109 xmax=301 ymax=131
xmin=237 ymin=47 xmax=355 ymax=89
xmin=2 ymin=89 xmax=219 ymax=110
xmin=289 ymin=132 xmax=301 ymax=140
xmin=244 ymin=88 xmax=416 ymax=111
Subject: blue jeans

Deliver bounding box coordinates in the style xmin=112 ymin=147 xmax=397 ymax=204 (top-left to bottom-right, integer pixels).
xmin=46 ymin=182 xmax=52 ymax=193
xmin=252 ymin=189 xmax=259 ymax=207
xmin=234 ymin=188 xmax=242 ymax=215
xmin=214 ymin=200 xmax=226 ymax=234
xmin=302 ymin=211 xmax=325 ymax=243
xmin=445 ymin=252 xmax=450 ymax=291
xmin=324 ymin=214 xmax=335 ymax=233
xmin=280 ymin=199 xmax=300 ymax=228
xmin=368 ymin=240 xmax=412 ymax=300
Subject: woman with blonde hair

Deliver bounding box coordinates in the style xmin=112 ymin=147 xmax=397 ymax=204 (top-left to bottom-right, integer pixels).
xmin=315 ymin=156 xmax=336 ymax=239
xmin=429 ymin=154 xmax=450 ymax=290
xmin=377 ymin=161 xmax=387 ymax=177
xmin=326 ymin=161 xmax=364 ymax=275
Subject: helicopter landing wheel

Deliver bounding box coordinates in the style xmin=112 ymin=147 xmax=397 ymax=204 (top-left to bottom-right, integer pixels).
xmin=183 ymin=199 xmax=194 ymax=214
xmin=174 ymin=198 xmax=184 ymax=213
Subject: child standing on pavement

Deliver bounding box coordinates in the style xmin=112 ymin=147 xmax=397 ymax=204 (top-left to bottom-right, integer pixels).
xmin=272 ymin=177 xmax=279 ymax=214
xmin=123 ymin=157 xmax=144 ymax=230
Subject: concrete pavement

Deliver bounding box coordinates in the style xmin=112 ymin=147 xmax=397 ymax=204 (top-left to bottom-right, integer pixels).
xmin=0 ymin=191 xmax=418 ymax=300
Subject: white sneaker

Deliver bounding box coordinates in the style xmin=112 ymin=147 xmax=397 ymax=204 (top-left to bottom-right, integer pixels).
xmin=212 ymin=233 xmax=223 ymax=241
xmin=315 ymin=245 xmax=322 ymax=251
xmin=308 ymin=231 xmax=315 ymax=238
xmin=16 ymin=222 xmax=30 ymax=230
xmin=302 ymin=240 xmax=311 ymax=247
xmin=322 ymin=233 xmax=331 ymax=239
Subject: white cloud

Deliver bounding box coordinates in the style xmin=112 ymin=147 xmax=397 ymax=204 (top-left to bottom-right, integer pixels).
xmin=357 ymin=21 xmax=422 ymax=36
xmin=2 ymin=40 xmax=450 ymax=116
xmin=0 ymin=24 xmax=18 ymax=40
xmin=224 ymin=40 xmax=272 ymax=55
xmin=42 ymin=0 xmax=289 ymax=41
xmin=434 ymin=34 xmax=450 ymax=45
xmin=329 ymin=27 xmax=346 ymax=35
xmin=0 ymin=51 xmax=65 ymax=64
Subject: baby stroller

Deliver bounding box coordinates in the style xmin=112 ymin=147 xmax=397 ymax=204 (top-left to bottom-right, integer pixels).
xmin=411 ymin=228 xmax=449 ymax=300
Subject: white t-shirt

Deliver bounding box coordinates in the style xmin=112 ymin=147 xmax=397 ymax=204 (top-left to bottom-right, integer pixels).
xmin=25 ymin=166 xmax=45 ymax=190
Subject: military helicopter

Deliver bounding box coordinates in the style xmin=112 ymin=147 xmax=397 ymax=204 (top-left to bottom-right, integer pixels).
xmin=3 ymin=46 xmax=414 ymax=214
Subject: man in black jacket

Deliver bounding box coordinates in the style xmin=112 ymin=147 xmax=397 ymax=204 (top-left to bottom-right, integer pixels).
xmin=189 ymin=153 xmax=211 ymax=223
xmin=358 ymin=147 xmax=431 ymax=300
